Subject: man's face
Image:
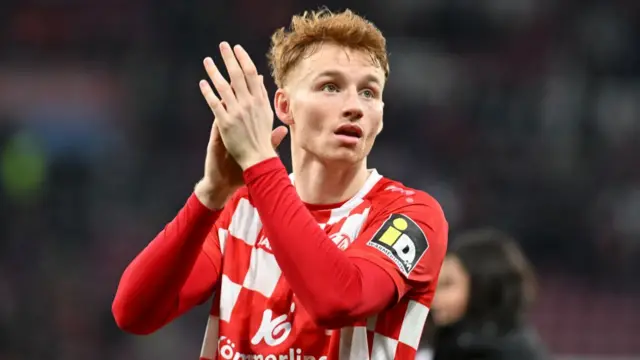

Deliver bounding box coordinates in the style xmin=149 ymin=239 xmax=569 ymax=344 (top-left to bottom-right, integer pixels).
xmin=275 ymin=43 xmax=385 ymax=164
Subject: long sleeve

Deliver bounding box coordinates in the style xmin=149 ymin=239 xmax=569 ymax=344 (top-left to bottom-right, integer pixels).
xmin=243 ymin=158 xmax=397 ymax=328
xmin=112 ymin=193 xmax=223 ymax=334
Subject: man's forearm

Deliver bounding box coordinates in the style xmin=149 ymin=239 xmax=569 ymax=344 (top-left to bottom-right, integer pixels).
xmin=243 ymin=158 xmax=396 ymax=327
xmin=112 ymin=193 xmax=221 ymax=334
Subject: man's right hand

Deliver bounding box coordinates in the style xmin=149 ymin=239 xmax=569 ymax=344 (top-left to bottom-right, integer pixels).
xmin=195 ymin=109 xmax=288 ymax=210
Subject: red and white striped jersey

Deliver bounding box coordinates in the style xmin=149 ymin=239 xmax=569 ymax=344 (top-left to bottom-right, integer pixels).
xmin=199 ymin=170 xmax=448 ymax=360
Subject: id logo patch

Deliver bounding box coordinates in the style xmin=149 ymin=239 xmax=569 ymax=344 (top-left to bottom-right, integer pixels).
xmin=367 ymin=214 xmax=428 ymax=276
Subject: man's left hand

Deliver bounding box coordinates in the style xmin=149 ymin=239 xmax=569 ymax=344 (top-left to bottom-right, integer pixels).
xmin=199 ymin=41 xmax=280 ymax=170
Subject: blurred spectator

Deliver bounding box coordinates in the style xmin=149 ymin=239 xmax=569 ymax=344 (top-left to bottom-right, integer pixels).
xmin=418 ymin=229 xmax=548 ymax=360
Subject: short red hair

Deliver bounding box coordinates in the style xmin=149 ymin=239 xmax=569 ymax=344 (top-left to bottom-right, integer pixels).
xmin=267 ymin=8 xmax=389 ymax=88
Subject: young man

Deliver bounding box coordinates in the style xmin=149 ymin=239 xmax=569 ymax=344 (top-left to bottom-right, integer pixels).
xmin=112 ymin=9 xmax=448 ymax=360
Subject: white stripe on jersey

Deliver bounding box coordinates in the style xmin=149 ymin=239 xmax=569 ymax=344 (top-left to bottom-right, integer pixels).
xmin=242 ymin=246 xmax=282 ymax=298
xmin=371 ymin=333 xmax=398 ymax=359
xmin=219 ymin=275 xmax=242 ymax=322
xmin=218 ymin=228 xmax=228 ymax=254
xmin=200 ymin=315 xmax=219 ymax=360
xmin=399 ymin=300 xmax=430 ymax=349
xmin=228 ymin=198 xmax=262 ymax=246
xmin=339 ymin=326 xmax=370 ymax=360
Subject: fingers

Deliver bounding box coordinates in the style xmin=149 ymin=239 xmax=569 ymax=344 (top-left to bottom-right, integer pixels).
xmin=203 ymin=57 xmax=237 ymax=110
xmin=270 ymin=126 xmax=289 ymax=149
xmin=201 ymin=43 xmax=270 ymax=118
xmin=258 ymin=75 xmax=270 ymax=104
xmin=219 ymin=42 xmax=250 ymax=99
xmin=232 ymin=44 xmax=262 ymax=98
xmin=199 ymin=79 xmax=227 ymax=118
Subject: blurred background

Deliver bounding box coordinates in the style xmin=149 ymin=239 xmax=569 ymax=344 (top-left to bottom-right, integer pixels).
xmin=0 ymin=0 xmax=639 ymax=359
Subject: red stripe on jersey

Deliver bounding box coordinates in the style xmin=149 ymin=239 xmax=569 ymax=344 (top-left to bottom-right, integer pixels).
xmin=374 ymin=301 xmax=408 ymax=339
xmin=221 ymin=236 xmax=253 ymax=285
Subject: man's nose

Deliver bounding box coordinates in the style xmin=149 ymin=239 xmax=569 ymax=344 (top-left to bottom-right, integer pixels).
xmin=341 ymin=90 xmax=364 ymax=121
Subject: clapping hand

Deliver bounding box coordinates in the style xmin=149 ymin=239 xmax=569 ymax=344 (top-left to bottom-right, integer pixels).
xmin=195 ymin=42 xmax=287 ymax=209
xmin=199 ymin=42 xmax=287 ymax=170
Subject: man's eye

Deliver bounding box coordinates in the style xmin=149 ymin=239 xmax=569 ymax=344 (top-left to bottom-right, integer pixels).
xmin=321 ymin=84 xmax=339 ymax=92
xmin=361 ymin=89 xmax=375 ymax=98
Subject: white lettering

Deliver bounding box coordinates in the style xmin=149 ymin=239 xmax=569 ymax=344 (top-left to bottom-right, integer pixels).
xmin=251 ymin=309 xmax=292 ymax=346
xmin=385 ymin=185 xmax=415 ymax=196
xmin=219 ymin=337 xmax=235 ymax=359
xmin=219 ymin=337 xmax=325 ymax=360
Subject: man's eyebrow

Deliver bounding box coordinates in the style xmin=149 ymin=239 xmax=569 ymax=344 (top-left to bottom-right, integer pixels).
xmin=313 ymin=70 xmax=382 ymax=85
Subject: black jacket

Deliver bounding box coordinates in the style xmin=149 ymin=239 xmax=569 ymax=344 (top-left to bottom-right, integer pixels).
xmin=431 ymin=321 xmax=549 ymax=360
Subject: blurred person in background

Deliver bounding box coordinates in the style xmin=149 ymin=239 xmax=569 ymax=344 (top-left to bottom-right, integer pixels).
xmin=417 ymin=228 xmax=547 ymax=360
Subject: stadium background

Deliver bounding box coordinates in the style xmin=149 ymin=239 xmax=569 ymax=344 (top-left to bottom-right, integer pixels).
xmin=0 ymin=0 xmax=638 ymax=359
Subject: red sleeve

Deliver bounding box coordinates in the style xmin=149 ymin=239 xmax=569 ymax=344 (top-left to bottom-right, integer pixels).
xmin=112 ymin=193 xmax=228 ymax=335
xmin=243 ymin=158 xmax=398 ymax=328
xmin=345 ymin=196 xmax=449 ymax=301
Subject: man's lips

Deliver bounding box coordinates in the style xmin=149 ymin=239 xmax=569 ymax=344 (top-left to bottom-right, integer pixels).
xmin=334 ymin=124 xmax=363 ymax=138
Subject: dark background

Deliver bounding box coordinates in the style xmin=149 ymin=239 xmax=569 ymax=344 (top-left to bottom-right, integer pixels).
xmin=0 ymin=0 xmax=638 ymax=359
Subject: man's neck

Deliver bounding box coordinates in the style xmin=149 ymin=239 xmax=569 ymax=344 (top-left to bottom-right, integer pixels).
xmin=292 ymin=156 xmax=370 ymax=205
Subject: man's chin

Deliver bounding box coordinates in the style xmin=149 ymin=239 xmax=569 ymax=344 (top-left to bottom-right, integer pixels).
xmin=319 ymin=148 xmax=365 ymax=165
xmin=298 ymin=142 xmax=369 ymax=165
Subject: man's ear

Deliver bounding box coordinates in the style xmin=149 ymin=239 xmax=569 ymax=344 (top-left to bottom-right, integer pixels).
xmin=274 ymin=89 xmax=294 ymax=126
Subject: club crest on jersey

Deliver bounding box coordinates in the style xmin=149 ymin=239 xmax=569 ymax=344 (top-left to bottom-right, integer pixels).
xmin=367 ymin=214 xmax=428 ymax=276
xmin=329 ymin=232 xmax=353 ymax=250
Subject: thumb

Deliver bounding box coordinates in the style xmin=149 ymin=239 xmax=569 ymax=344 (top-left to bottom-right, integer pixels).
xmin=270 ymin=126 xmax=288 ymax=149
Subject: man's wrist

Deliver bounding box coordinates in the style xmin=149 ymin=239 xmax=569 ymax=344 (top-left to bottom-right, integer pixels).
xmin=238 ymin=149 xmax=278 ymax=171
xmin=194 ymin=178 xmax=235 ymax=210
